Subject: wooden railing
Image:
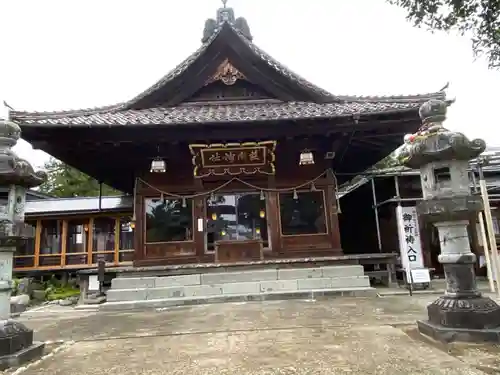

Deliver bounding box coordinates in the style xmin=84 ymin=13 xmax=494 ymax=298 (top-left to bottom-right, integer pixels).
xmin=14 ymin=214 xmax=134 ymax=272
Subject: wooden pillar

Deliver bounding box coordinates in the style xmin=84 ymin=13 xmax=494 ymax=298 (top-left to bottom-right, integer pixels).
xmin=325 ymin=187 xmax=342 ymax=251
xmin=114 ymin=217 xmax=120 ymax=265
xmin=193 ymin=197 xmax=206 ymax=258
xmin=326 ymin=170 xmax=342 ymax=252
xmin=61 ymin=220 xmax=68 ymax=267
xmin=133 ymin=194 xmax=144 ymax=265
xmin=34 ymin=219 xmax=42 ymax=268
xmin=87 ymin=218 xmax=94 ymax=265
xmin=266 ymin=192 xmax=282 ymax=256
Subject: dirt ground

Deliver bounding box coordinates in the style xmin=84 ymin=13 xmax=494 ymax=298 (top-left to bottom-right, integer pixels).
xmin=9 ymin=293 xmax=500 ymax=374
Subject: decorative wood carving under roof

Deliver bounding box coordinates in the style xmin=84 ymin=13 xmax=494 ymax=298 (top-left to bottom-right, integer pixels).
xmin=205 ymin=59 xmax=246 ymax=86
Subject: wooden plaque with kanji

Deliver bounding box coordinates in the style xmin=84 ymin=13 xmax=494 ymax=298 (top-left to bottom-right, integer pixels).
xmin=189 ymin=141 xmax=276 ymax=178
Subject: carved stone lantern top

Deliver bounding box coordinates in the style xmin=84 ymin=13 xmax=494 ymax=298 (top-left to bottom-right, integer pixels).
xmin=418 ymin=99 xmax=449 ymax=128
xmin=398 ymin=98 xmax=486 ymax=221
xmin=0 ymin=119 xmax=21 ymax=148
xmin=0 ymin=119 xmax=46 ymax=188
xmin=399 ymin=99 xmax=486 ymax=170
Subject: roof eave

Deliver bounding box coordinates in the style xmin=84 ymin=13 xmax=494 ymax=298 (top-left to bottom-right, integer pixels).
xmin=13 ymin=104 xmax=422 ymax=128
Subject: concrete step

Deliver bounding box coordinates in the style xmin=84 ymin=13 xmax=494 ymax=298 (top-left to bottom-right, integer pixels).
xmin=110 ymin=265 xmax=365 ymax=290
xmin=106 ymin=275 xmax=371 ymax=302
xmin=100 ymin=287 xmax=377 ymax=311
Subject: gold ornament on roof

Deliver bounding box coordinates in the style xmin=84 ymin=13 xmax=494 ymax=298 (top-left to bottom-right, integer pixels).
xmin=205 ymin=59 xmax=246 ymax=86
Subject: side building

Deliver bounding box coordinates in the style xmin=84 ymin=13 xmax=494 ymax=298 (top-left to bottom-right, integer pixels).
xmin=339 ymin=157 xmax=500 ymax=276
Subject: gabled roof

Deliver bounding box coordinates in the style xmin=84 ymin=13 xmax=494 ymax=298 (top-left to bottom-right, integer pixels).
xmin=9 ymin=5 xmax=446 ymax=127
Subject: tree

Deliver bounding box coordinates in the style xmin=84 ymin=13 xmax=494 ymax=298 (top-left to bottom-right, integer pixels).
xmin=38 ymin=158 xmax=122 ymax=198
xmin=388 ymin=0 xmax=500 ymax=68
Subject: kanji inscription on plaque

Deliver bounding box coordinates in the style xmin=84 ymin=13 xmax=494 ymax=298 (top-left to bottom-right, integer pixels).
xmin=189 ymin=141 xmax=276 ymax=178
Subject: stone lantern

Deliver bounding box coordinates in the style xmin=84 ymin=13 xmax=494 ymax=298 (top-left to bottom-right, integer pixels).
xmin=0 ymin=119 xmax=46 ymax=368
xmin=399 ymin=99 xmax=500 ymax=343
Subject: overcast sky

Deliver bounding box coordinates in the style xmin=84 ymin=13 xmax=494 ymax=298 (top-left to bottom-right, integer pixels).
xmin=1 ymin=0 xmax=499 ymax=170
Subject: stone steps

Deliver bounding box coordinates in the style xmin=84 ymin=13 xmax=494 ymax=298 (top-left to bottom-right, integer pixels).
xmin=100 ymin=287 xmax=374 ymax=311
xmin=101 ymin=265 xmax=375 ymax=310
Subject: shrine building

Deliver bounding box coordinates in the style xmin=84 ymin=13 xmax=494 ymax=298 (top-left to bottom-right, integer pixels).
xmin=8 ymin=4 xmax=446 ymax=276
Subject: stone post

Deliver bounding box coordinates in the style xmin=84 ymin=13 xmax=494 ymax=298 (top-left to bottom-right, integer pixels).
xmin=0 ymin=119 xmax=46 ymax=369
xmin=399 ymin=99 xmax=500 ymax=343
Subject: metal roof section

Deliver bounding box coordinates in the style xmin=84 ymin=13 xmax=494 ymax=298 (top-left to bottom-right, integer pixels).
xmin=25 ymin=195 xmax=133 ymax=216
xmin=338 ymin=147 xmax=500 ymax=198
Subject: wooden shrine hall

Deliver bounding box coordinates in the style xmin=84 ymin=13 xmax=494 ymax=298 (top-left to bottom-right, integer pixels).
xmin=9 ymin=4 xmax=446 ymax=271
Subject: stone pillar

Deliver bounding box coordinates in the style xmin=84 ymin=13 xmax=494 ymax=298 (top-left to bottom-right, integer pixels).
xmin=434 ymin=221 xmax=479 ymax=298
xmin=0 ymin=119 xmax=46 ymax=369
xmin=399 ymin=99 xmax=500 ymax=343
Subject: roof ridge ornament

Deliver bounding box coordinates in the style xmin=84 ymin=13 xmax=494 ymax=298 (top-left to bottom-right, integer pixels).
xmin=201 ymin=2 xmax=253 ymax=43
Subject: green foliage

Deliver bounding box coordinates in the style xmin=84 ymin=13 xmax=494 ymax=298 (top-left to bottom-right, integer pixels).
xmin=43 ymin=275 xmax=80 ymax=301
xmin=11 ymin=278 xmax=19 ymax=296
xmin=371 ymin=154 xmax=401 ymax=170
xmin=45 ymin=286 xmax=80 ymax=301
xmin=38 ymin=158 xmax=122 ymax=198
xmin=388 ymin=0 xmax=500 ymax=68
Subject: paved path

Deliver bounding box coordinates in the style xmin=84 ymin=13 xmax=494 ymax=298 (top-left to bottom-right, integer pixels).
xmin=12 ymin=295 xmax=500 ymax=374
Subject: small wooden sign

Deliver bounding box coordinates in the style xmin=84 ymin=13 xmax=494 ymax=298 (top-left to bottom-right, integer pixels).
xmin=189 ymin=141 xmax=276 ymax=178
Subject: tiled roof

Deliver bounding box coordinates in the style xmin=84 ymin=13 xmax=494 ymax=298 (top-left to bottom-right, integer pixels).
xmin=125 ymin=23 xmax=341 ymax=105
xmin=12 ymin=100 xmax=426 ymax=127
xmin=9 ymin=21 xmax=446 ymax=127
xmin=122 ymin=29 xmax=221 ymax=109
xmin=232 ymin=25 xmax=338 ymax=102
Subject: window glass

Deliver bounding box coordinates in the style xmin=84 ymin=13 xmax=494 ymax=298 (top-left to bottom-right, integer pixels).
xmin=206 ymin=193 xmax=268 ymax=250
xmin=145 ymin=198 xmax=193 ymax=243
xmin=16 ymin=220 xmax=36 ymax=256
xmin=119 ymin=216 xmax=134 ymax=250
xmin=279 ymin=191 xmax=327 ymax=235
xmin=93 ymin=217 xmax=116 ymax=252
xmin=40 ymin=220 xmax=63 ymax=254
xmin=66 ymin=219 xmax=89 ymax=254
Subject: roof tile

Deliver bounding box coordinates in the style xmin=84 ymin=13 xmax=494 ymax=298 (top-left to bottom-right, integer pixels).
xmin=14 ymin=101 xmax=422 ymax=127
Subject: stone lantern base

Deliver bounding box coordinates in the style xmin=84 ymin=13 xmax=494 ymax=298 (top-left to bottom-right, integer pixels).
xmin=0 ymin=320 xmax=44 ymax=370
xmin=418 ymin=295 xmax=500 ymax=343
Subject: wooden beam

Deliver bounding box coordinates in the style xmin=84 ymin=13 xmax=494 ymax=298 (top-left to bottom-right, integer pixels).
xmin=331 ymin=131 xmax=356 ymax=171
xmin=25 ymin=116 xmax=420 ymax=145
xmin=356 ymin=132 xmax=407 ymax=139
xmin=87 ymin=218 xmax=94 ymax=265
xmin=114 ymin=217 xmax=120 ymax=265
xmin=61 ymin=220 xmax=68 ymax=266
xmin=34 ymin=219 xmax=41 ymax=268
xmin=350 ymin=140 xmax=387 ymax=150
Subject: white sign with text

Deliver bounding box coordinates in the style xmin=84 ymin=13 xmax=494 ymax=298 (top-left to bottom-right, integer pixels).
xmin=88 ymin=275 xmax=99 ymax=291
xmin=396 ymin=206 xmax=424 ymax=270
xmin=410 ymin=268 xmax=431 ymax=284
